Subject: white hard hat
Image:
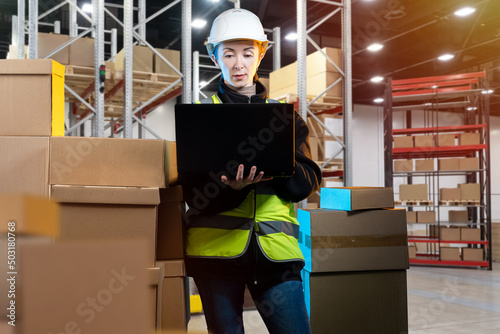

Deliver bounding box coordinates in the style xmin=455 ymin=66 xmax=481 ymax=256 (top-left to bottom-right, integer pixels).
xmin=206 ymin=9 xmax=269 ymax=56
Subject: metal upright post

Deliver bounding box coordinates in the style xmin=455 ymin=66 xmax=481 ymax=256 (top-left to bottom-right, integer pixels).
xmin=69 ymin=1 xmax=78 ymax=37
xmin=297 ymin=0 xmax=307 ymax=120
xmin=138 ymin=0 xmax=146 ymax=138
xmin=342 ymin=0 xmax=353 ymax=186
xmin=181 ymin=0 xmax=192 ymax=104
xmin=123 ymin=0 xmax=134 ymax=138
xmin=110 ymin=28 xmax=118 ymax=59
xmin=193 ymin=51 xmax=200 ymax=102
xmin=92 ymin=0 xmax=105 ymax=137
xmin=272 ymin=27 xmax=281 ymax=71
xmin=17 ymin=1 xmax=25 ymax=59
xmin=54 ymin=20 xmax=61 ymax=34
xmin=28 ymin=0 xmax=38 ymax=59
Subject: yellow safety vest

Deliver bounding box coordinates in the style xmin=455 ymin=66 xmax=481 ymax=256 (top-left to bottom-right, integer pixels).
xmin=186 ymin=95 xmax=304 ymax=262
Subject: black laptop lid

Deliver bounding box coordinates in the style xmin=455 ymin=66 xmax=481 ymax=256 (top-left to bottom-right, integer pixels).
xmin=175 ymin=103 xmax=295 ymax=178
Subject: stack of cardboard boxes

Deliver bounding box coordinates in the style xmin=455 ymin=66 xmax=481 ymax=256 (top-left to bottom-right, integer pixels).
xmin=297 ymin=187 xmax=409 ymax=334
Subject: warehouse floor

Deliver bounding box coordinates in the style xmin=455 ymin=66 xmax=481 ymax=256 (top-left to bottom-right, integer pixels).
xmin=188 ymin=264 xmax=500 ymax=333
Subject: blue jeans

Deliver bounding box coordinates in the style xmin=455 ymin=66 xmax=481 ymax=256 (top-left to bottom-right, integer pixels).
xmin=193 ymin=277 xmax=312 ymax=334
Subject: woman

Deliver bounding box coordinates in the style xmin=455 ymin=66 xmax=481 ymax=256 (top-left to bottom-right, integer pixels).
xmin=181 ymin=8 xmax=321 ymax=334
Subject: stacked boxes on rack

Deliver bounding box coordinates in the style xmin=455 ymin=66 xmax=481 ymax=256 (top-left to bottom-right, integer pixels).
xmin=297 ymin=187 xmax=409 ymax=333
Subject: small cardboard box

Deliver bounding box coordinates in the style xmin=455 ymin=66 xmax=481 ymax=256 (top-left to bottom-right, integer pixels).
xmin=0 ymin=137 xmax=50 ymax=198
xmin=417 ymin=211 xmax=435 ymax=224
xmin=394 ymin=160 xmax=413 ymax=172
xmin=458 ymin=157 xmax=479 ymax=170
xmin=408 ymin=246 xmax=416 ymax=259
xmin=440 ymin=247 xmax=461 ymax=261
xmin=449 ymin=210 xmax=468 ymax=223
xmin=459 ymin=132 xmax=480 ymax=145
xmin=0 ymin=194 xmax=59 ymax=236
xmin=320 ymin=187 xmax=394 ymax=211
xmin=156 ymin=260 xmax=187 ymax=331
xmin=38 ymin=32 xmax=70 ymax=64
xmin=415 ymin=159 xmax=434 ymax=171
xmin=157 ymin=186 xmax=184 ymax=260
xmin=436 ymin=133 xmax=455 ymax=147
xmin=441 ymin=227 xmax=461 ymax=241
xmin=154 ymin=48 xmax=181 ymax=78
xmin=115 ymin=45 xmax=154 ymax=72
xmin=440 ymin=188 xmax=461 ymax=201
xmin=297 ymin=208 xmax=409 ymax=273
xmin=302 ymin=270 xmax=408 ymax=334
xmin=413 ymin=135 xmax=434 ymax=147
xmin=438 ymin=158 xmax=459 ymax=171
xmin=0 ymin=59 xmax=65 ymax=136
xmin=459 ymin=183 xmax=481 ymax=201
xmin=460 ymin=228 xmax=481 ymax=241
xmin=462 ymin=248 xmax=484 ymax=261
xmin=50 ymin=136 xmax=166 ymax=188
xmin=393 ymin=136 xmax=414 ymax=148
xmin=399 ymin=184 xmax=428 ymax=201
xmin=406 ymin=210 xmax=417 ymax=223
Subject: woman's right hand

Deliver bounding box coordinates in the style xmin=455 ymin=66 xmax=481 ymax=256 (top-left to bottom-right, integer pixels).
xmin=220 ymin=164 xmax=273 ymax=190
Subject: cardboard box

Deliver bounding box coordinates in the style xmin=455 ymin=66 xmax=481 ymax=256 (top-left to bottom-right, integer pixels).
xmin=394 ymin=160 xmax=413 ymax=172
xmin=417 ymin=211 xmax=435 ymax=224
xmin=406 ymin=210 xmax=417 ymax=223
xmin=156 ymin=260 xmax=187 ymax=331
xmin=459 ymin=132 xmax=480 ymax=145
xmin=69 ymin=36 xmax=95 ymax=67
xmin=438 ymin=158 xmax=459 ymax=171
xmin=459 ymin=183 xmax=481 ymax=201
xmin=440 ymin=247 xmax=461 ymax=261
xmin=154 ymin=48 xmax=181 ymax=77
xmin=458 ymin=157 xmax=479 ymax=170
xmin=38 ymin=32 xmax=70 ymax=64
xmin=408 ymin=246 xmax=416 ymax=258
xmin=297 ymin=208 xmax=409 ymax=273
xmin=157 ymin=186 xmax=184 ymax=260
xmin=461 ymin=228 xmax=481 ymax=241
xmin=414 ymin=135 xmax=434 ymax=147
xmin=436 ymin=133 xmax=455 ymax=146
xmin=18 ymin=240 xmax=152 ymax=334
xmin=270 ymin=71 xmax=342 ymax=99
xmin=51 ymin=185 xmax=160 ymax=265
xmin=449 ymin=210 xmax=468 ymax=223
xmin=50 ymin=136 xmax=166 ymax=187
xmin=320 ymin=187 xmax=394 ymax=211
xmin=393 ymin=136 xmax=413 ymax=148
xmin=147 ymin=267 xmax=161 ymax=329
xmin=0 ymin=194 xmax=59 ymax=236
xmin=399 ymin=184 xmax=428 ymax=201
xmin=302 ymin=270 xmax=408 ymax=334
xmin=441 ymin=227 xmax=461 ymax=241
xmin=0 ymin=137 xmax=50 ymax=197
xmin=462 ymin=248 xmax=484 ymax=261
xmin=414 ymin=159 xmax=434 ymax=171
xmin=165 ymin=141 xmax=178 ymax=186
xmin=440 ymin=188 xmax=461 ymax=201
xmin=0 ymin=59 xmax=65 ymax=136
xmin=115 ymin=45 xmax=154 ymax=72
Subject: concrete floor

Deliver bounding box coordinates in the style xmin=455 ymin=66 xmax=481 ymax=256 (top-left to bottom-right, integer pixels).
xmin=188 ymin=264 xmax=500 ymax=333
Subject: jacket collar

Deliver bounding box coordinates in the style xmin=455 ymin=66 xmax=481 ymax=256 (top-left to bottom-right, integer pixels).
xmin=217 ymin=79 xmax=268 ymax=104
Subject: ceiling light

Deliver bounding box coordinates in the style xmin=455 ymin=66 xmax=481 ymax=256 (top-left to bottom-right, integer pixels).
xmin=482 ymin=89 xmax=494 ymax=94
xmin=438 ymin=53 xmax=454 ymax=61
xmin=210 ymin=0 xmax=220 ymax=2
xmin=192 ymin=19 xmax=207 ymax=29
xmin=370 ymin=76 xmax=384 ymax=83
xmin=431 ymin=85 xmax=438 ymax=89
xmin=82 ymin=3 xmax=92 ymax=13
xmin=367 ymin=43 xmax=383 ymax=52
xmin=285 ymin=33 xmax=297 ymax=41
xmin=454 ymin=7 xmax=476 ymax=17
xmin=373 ymin=98 xmax=384 ymax=103
xmin=467 ymin=107 xmax=478 ymax=111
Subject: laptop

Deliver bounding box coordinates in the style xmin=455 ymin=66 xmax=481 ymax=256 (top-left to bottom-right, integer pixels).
xmin=175 ymin=103 xmax=295 ymax=178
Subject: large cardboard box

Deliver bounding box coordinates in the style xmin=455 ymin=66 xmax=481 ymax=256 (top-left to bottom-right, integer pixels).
xmin=154 ymin=48 xmax=181 ymax=77
xmin=270 ymin=71 xmax=342 ymax=99
xmin=18 ymin=240 xmax=152 ymax=334
xmin=0 ymin=137 xmax=50 ymax=197
xmin=438 ymin=158 xmax=459 ymax=171
xmin=408 ymin=246 xmax=416 ymax=259
xmin=449 ymin=210 xmax=468 ymax=223
xmin=459 ymin=183 xmax=481 ymax=201
xmin=417 ymin=211 xmax=435 ymax=224
xmin=157 ymin=186 xmax=184 ymax=260
xmin=393 ymin=136 xmax=413 ymax=148
xmin=436 ymin=133 xmax=455 ymax=146
xmin=50 ymin=136 xmax=166 ymax=187
xmin=320 ymin=187 xmax=394 ymax=211
xmin=461 ymin=228 xmax=481 ymax=241
xmin=0 ymin=194 xmax=59 ymax=236
xmin=440 ymin=188 xmax=461 ymax=201
xmin=440 ymin=247 xmax=461 ymax=261
xmin=458 ymin=157 xmax=479 ymax=170
xmin=115 ymin=45 xmax=154 ymax=72
xmin=302 ymin=270 xmax=408 ymax=334
xmin=0 ymin=59 xmax=65 ymax=136
xmin=399 ymin=184 xmax=428 ymax=201
xmin=51 ymin=185 xmax=160 ymax=265
xmin=415 ymin=159 xmax=434 ymax=171
xmin=69 ymin=36 xmax=95 ymax=67
xmin=394 ymin=159 xmax=413 ymax=172
xmin=297 ymin=208 xmax=409 ymax=273
xmin=38 ymin=32 xmax=70 ymax=64
xmin=406 ymin=210 xmax=417 ymax=223
xmin=413 ymin=134 xmax=434 ymax=147
xmin=156 ymin=260 xmax=187 ymax=331
xmin=459 ymin=132 xmax=480 ymax=145
xmin=462 ymin=248 xmax=484 ymax=261
xmin=441 ymin=227 xmax=461 ymax=241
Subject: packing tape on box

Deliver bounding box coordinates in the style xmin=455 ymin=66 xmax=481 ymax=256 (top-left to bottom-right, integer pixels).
xmin=307 ymin=234 xmax=408 ymax=249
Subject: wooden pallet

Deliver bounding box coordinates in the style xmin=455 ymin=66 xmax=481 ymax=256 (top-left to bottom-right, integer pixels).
xmin=439 ymin=200 xmax=481 ymax=206
xmin=395 ymin=200 xmax=433 ymax=206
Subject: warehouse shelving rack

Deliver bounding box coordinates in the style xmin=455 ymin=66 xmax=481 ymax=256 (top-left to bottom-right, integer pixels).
xmin=383 ymin=71 xmax=492 ymax=269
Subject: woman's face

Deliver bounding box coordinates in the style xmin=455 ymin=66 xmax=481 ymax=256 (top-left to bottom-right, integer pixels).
xmin=212 ymin=40 xmax=263 ymax=89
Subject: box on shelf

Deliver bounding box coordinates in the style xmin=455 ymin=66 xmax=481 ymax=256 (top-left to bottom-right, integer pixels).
xmin=413 ymin=134 xmax=434 ymax=147
xmin=460 ymin=228 xmax=481 ymax=241
xmin=156 ymin=260 xmax=187 ymax=332
xmin=459 ymin=183 xmax=481 ymax=201
xmin=399 ymin=184 xmax=428 ymax=201
xmin=154 ymin=48 xmax=181 ymax=78
xmin=165 ymin=140 xmax=178 ymax=186
xmin=302 ymin=270 xmax=408 ymax=334
xmin=462 ymin=248 xmax=484 ymax=261
xmin=297 ymin=208 xmax=409 ymax=273
xmin=68 ymin=36 xmax=95 ymax=67
xmin=51 ymin=185 xmax=160 ymax=265
xmin=438 ymin=158 xmax=459 ymax=171
xmin=440 ymin=188 xmax=461 ymax=201
xmin=449 ymin=210 xmax=468 ymax=223
xmin=415 ymin=159 xmax=434 ymax=171
xmin=0 ymin=194 xmax=59 ymax=236
xmin=436 ymin=133 xmax=455 ymax=147
xmin=0 ymin=137 xmax=50 ymax=198
xmin=50 ymin=136 xmax=166 ymax=188
xmin=393 ymin=136 xmax=414 ymax=148
xmin=417 ymin=211 xmax=435 ymax=224
xmin=408 ymin=246 xmax=416 ymax=259
xmin=440 ymin=247 xmax=461 ymax=261
xmin=320 ymin=187 xmax=394 ymax=211
xmin=0 ymin=59 xmax=65 ymax=136
xmin=458 ymin=157 xmax=479 ymax=170
xmin=114 ymin=45 xmax=154 ymax=72
xmin=406 ymin=210 xmax=417 ymax=223
xmin=157 ymin=186 xmax=184 ymax=260
xmin=394 ymin=160 xmax=413 ymax=172
xmin=459 ymin=132 xmax=480 ymax=145
xmin=270 ymin=71 xmax=342 ymax=100
xmin=38 ymin=32 xmax=70 ymax=64
xmin=441 ymin=227 xmax=461 ymax=241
